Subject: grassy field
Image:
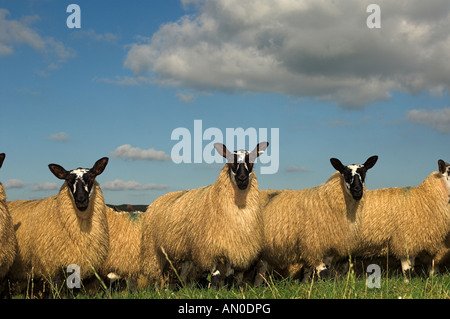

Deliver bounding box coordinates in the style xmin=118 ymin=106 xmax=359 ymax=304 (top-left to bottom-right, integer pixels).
xmin=9 ymin=262 xmax=450 ymax=300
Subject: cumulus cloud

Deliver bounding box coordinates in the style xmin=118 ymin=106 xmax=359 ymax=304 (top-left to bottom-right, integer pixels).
xmin=3 ymin=179 xmax=28 ymax=189
xmin=72 ymin=29 xmax=119 ymax=43
xmin=406 ymin=108 xmax=450 ymax=133
xmin=102 ymin=179 xmax=169 ymax=191
xmin=285 ymin=165 xmax=309 ymax=172
xmin=32 ymin=182 xmax=60 ymax=191
xmin=110 ymin=144 xmax=171 ymax=161
xmin=0 ymin=8 xmax=75 ymax=72
xmin=123 ymin=0 xmax=450 ymax=108
xmin=176 ymin=91 xmax=195 ymax=103
xmin=46 ymin=132 xmax=69 ymax=142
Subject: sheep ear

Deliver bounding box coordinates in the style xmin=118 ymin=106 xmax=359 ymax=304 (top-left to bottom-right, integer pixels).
xmin=249 ymin=142 xmax=269 ymax=163
xmin=0 ymin=153 xmax=5 ymax=169
xmin=49 ymin=164 xmax=69 ymax=180
xmin=214 ymin=143 xmax=233 ymax=162
xmin=363 ymin=156 xmax=378 ymax=171
xmin=330 ymin=158 xmax=345 ymax=173
xmin=91 ymin=157 xmax=109 ymax=176
xmin=438 ymin=159 xmax=446 ymax=174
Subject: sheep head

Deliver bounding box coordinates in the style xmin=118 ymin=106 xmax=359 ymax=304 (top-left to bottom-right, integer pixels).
xmin=438 ymin=159 xmax=450 ymax=199
xmin=330 ymin=155 xmax=378 ymax=201
xmin=214 ymin=142 xmax=269 ymax=190
xmin=48 ymin=157 xmax=109 ymax=211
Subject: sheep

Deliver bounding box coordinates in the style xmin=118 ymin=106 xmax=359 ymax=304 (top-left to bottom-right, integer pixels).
xmin=140 ymin=142 xmax=269 ymax=288
xmin=0 ymin=154 xmax=18 ymax=285
xmin=256 ymin=156 xmax=378 ymax=284
xmin=7 ymin=157 xmax=110 ymax=292
xmin=354 ymin=159 xmax=450 ymax=281
xmin=99 ymin=206 xmax=146 ymax=291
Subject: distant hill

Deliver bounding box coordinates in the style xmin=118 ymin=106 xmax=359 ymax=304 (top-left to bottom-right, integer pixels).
xmin=106 ymin=204 xmax=148 ymax=212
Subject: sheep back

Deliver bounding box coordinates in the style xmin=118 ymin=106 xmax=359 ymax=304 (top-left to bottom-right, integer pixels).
xmin=356 ymin=171 xmax=449 ymax=259
xmin=261 ymin=172 xmax=361 ymax=268
xmin=142 ymin=165 xmax=263 ymax=275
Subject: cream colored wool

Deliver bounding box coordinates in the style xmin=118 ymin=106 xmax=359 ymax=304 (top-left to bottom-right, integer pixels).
xmin=140 ymin=190 xmax=184 ymax=284
xmin=6 ymin=200 xmax=32 ymax=212
xmin=431 ymin=227 xmax=450 ymax=271
xmin=141 ymin=165 xmax=264 ymax=284
xmin=355 ymin=171 xmax=450 ymax=264
xmin=100 ymin=206 xmax=142 ymax=280
xmin=261 ymin=172 xmax=362 ymax=271
xmin=8 ymin=181 xmax=109 ymax=282
xmin=0 ymin=183 xmax=17 ymax=279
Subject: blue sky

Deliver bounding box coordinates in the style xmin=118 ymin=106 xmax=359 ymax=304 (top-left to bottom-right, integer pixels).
xmin=1 ymin=0 xmax=450 ymax=205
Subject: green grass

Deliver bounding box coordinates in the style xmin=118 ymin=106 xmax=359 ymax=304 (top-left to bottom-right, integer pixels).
xmin=10 ymin=268 xmax=450 ymax=299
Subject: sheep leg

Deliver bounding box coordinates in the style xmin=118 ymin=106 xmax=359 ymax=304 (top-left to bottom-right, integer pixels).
xmin=428 ymin=258 xmax=439 ymax=276
xmin=400 ymin=256 xmax=415 ymax=283
xmin=301 ymin=261 xmax=329 ymax=282
xmin=254 ymin=259 xmax=268 ymax=287
xmin=179 ymin=261 xmax=194 ymax=286
xmin=234 ymin=271 xmax=244 ymax=287
xmin=302 ymin=266 xmax=313 ymax=282
xmin=210 ymin=265 xmax=221 ymax=289
xmin=224 ymin=263 xmax=235 ymax=288
xmin=316 ymin=256 xmax=333 ymax=279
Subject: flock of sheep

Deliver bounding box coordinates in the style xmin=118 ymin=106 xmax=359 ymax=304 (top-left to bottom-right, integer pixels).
xmin=0 ymin=142 xmax=449 ymax=297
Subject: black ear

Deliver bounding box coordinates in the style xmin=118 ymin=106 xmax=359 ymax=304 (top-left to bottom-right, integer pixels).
xmin=438 ymin=159 xmax=446 ymax=174
xmin=91 ymin=157 xmax=109 ymax=176
xmin=214 ymin=143 xmax=233 ymax=163
xmin=330 ymin=158 xmax=345 ymax=173
xmin=0 ymin=153 xmax=5 ymax=169
xmin=363 ymin=156 xmax=378 ymax=171
xmin=49 ymin=164 xmax=69 ymax=180
xmin=249 ymin=142 xmax=269 ymax=163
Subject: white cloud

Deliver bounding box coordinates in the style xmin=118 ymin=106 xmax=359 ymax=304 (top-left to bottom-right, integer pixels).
xmin=110 ymin=144 xmax=171 ymax=161
xmin=406 ymin=108 xmax=450 ymax=133
xmin=32 ymin=182 xmax=60 ymax=191
xmin=72 ymin=29 xmax=119 ymax=43
xmin=3 ymin=179 xmax=28 ymax=189
xmin=102 ymin=179 xmax=169 ymax=191
xmin=0 ymin=9 xmax=44 ymax=56
xmin=176 ymin=91 xmax=195 ymax=103
xmin=46 ymin=132 xmax=69 ymax=142
xmin=123 ymin=0 xmax=450 ymax=108
xmin=285 ymin=165 xmax=309 ymax=172
xmin=0 ymin=9 xmax=75 ymax=72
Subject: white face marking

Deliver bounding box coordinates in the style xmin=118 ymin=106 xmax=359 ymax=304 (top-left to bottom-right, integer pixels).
xmin=345 ymin=164 xmax=364 ymax=190
xmin=231 ymin=150 xmax=251 ymax=175
xmin=348 ymin=164 xmax=363 ymax=177
xmin=70 ymin=168 xmax=89 ymax=180
xmin=235 ymin=150 xmax=247 ymax=163
xmin=69 ymin=168 xmax=91 ymax=195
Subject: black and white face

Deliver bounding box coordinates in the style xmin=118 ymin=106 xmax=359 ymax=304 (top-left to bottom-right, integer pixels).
xmin=48 ymin=157 xmax=108 ymax=211
xmin=438 ymin=159 xmax=450 ymax=196
xmin=214 ymin=142 xmax=269 ymax=190
xmin=229 ymin=149 xmax=254 ymax=190
xmin=330 ymin=156 xmax=378 ymax=201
